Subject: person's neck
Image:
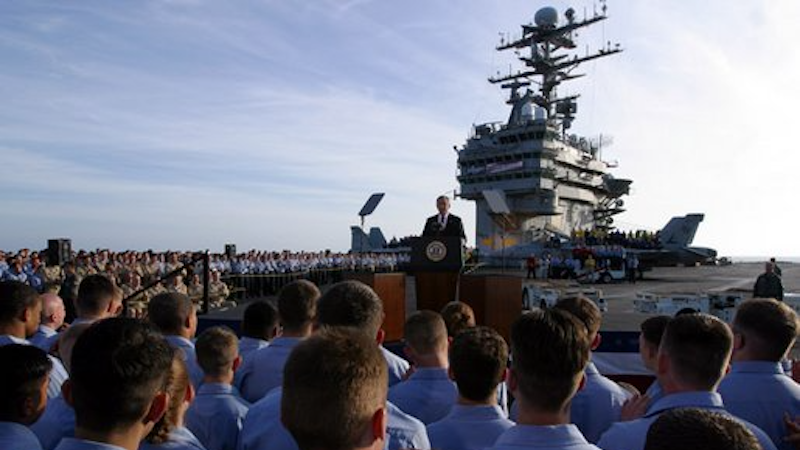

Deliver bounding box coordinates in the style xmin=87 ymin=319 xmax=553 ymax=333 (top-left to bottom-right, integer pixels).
xmin=515 ymin=400 xmax=571 ymax=427
xmin=203 ymin=372 xmax=234 ymax=386
xmin=77 ymin=311 xmax=105 ymax=322
xmin=731 ymin=348 xmax=773 ymax=363
xmin=76 ymin=425 xmax=145 ymax=450
xmin=660 ymin=376 xmax=715 ymax=396
xmin=457 ymin=391 xmax=497 ymax=407
xmin=281 ymin=324 xmax=313 ymax=339
xmin=412 ymin=352 xmax=448 ymax=369
xmin=40 ymin=322 xmax=58 ymax=331
xmin=0 ymin=323 xmax=25 ymax=339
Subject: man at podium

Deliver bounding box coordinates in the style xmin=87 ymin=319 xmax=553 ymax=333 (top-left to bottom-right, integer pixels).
xmin=423 ymin=195 xmax=466 ymax=242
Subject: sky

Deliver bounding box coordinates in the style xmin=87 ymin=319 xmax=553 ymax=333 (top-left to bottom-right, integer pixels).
xmin=1 ymin=0 xmax=798 ymax=257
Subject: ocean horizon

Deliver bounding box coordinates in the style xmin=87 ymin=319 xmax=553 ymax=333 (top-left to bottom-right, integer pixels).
xmin=731 ymin=256 xmax=800 ymax=264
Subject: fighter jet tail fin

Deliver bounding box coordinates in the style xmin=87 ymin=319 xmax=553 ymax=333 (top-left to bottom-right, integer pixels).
xmin=368 ymin=227 xmax=387 ymax=249
xmin=658 ymin=214 xmax=704 ymax=247
xmin=351 ymin=226 xmax=370 ymax=252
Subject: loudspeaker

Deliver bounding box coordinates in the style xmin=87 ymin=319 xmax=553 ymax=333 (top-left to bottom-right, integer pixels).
xmin=47 ymin=239 xmax=72 ymax=266
xmin=225 ymin=244 xmax=237 ymax=258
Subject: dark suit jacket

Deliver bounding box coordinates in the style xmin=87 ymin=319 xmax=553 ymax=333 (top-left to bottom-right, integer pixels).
xmin=422 ymin=214 xmax=466 ymax=240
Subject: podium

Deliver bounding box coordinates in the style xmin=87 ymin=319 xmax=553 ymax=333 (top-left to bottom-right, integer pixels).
xmin=344 ymin=272 xmax=406 ymax=342
xmin=458 ymin=274 xmax=522 ymax=342
xmin=411 ymin=236 xmax=463 ymax=313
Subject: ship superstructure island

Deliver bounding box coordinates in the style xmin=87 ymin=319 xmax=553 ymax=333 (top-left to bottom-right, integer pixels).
xmin=456 ymin=3 xmax=631 ymax=259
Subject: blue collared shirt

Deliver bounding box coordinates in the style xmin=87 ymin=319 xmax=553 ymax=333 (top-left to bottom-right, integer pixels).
xmin=165 ymin=335 xmax=204 ymax=390
xmin=644 ymin=379 xmax=664 ymax=405
xmin=0 ymin=420 xmax=44 ymax=450
xmin=238 ymin=337 xmax=269 ymax=364
xmin=186 ymin=383 xmax=249 ymax=450
xmin=489 ymin=423 xmax=600 ymax=450
xmin=719 ymin=361 xmax=800 ymax=450
xmin=381 ymin=346 xmax=410 ymax=387
xmin=427 ymin=404 xmax=514 ymax=450
xmin=237 ymin=337 xmax=302 ymax=403
xmin=385 ymin=401 xmax=431 ymax=450
xmin=597 ymin=391 xmax=777 ymax=450
xmin=0 ymin=334 xmax=68 ymax=399
xmin=139 ymin=426 xmax=206 ymax=450
xmin=54 ymin=437 xmax=126 ymax=450
xmin=234 ymin=337 xmax=269 ymax=388
xmin=388 ymin=367 xmax=457 ymax=424
xmin=31 ymin=394 xmax=75 ymax=450
xmin=30 ymin=325 xmax=59 ymax=352
xmin=570 ymin=361 xmax=632 ymax=443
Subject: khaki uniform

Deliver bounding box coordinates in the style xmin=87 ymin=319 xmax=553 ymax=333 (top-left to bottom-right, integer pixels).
xmin=188 ymin=282 xmax=204 ymax=304
xmin=121 ymin=284 xmax=149 ymax=315
xmin=209 ymin=280 xmax=231 ymax=308
xmin=167 ymin=283 xmax=188 ymax=295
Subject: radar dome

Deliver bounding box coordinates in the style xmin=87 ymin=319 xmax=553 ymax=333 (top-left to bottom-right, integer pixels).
xmin=534 ymin=7 xmax=559 ymax=28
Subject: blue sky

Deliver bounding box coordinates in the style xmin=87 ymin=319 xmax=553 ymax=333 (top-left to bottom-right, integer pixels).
xmin=1 ymin=0 xmax=798 ymax=256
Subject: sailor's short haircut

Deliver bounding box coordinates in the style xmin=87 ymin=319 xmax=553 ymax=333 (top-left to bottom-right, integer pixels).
xmin=196 ymin=326 xmax=239 ymax=377
xmin=511 ymin=309 xmax=590 ymax=412
xmin=278 ymin=280 xmax=320 ymax=332
xmin=148 ymin=292 xmax=194 ymax=335
xmin=70 ymin=318 xmax=174 ymax=433
xmin=554 ymin=295 xmax=602 ymax=337
xmin=640 ymin=315 xmax=671 ymax=347
xmin=436 ymin=195 xmax=450 ymax=202
xmin=659 ymin=313 xmax=732 ymax=390
xmin=282 ymin=328 xmax=387 ymax=450
xmin=733 ymin=298 xmax=799 ymax=361
xmin=644 ymin=408 xmax=760 ymax=450
xmin=404 ymin=310 xmax=448 ymax=355
xmin=76 ymin=274 xmax=117 ymax=317
xmin=0 ymin=344 xmax=52 ymax=422
xmin=449 ymin=326 xmax=508 ymax=403
xmin=242 ymin=301 xmax=278 ymax=340
xmin=316 ymin=280 xmax=383 ymax=338
xmin=0 ymin=280 xmax=39 ymax=325
xmin=440 ymin=301 xmax=476 ymax=338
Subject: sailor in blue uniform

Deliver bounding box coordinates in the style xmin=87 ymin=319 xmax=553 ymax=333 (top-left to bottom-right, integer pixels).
xmin=553 ymin=297 xmax=632 ymax=442
xmin=718 ymin=299 xmax=800 ymax=450
xmin=488 ymin=309 xmax=599 ymax=450
xmin=185 ymin=327 xmax=250 ymax=450
xmin=427 ymin=327 xmax=513 ymax=450
xmin=598 ymin=314 xmax=777 ymax=450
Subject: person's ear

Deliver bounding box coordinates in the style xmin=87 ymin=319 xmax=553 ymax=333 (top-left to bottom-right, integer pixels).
xmin=21 ymin=306 xmax=32 ymax=324
xmin=733 ymin=333 xmax=745 ymax=352
xmin=507 ymin=368 xmax=519 ymax=396
xmin=233 ymin=355 xmax=243 ymax=372
xmin=21 ymin=392 xmax=38 ymax=421
xmin=592 ymin=333 xmax=602 ymax=351
xmin=375 ymin=329 xmax=386 ymax=345
xmin=370 ymin=406 xmax=387 ymax=442
xmin=185 ymin=384 xmax=195 ymax=404
xmin=144 ymin=392 xmax=169 ymax=426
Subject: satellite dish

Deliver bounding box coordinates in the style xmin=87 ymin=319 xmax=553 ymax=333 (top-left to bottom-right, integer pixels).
xmin=534 ymin=7 xmax=559 ymax=28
